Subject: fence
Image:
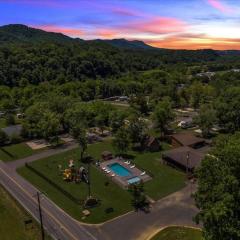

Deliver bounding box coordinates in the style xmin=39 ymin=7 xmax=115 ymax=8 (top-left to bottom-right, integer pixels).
xmin=25 ymin=163 xmax=84 ymax=205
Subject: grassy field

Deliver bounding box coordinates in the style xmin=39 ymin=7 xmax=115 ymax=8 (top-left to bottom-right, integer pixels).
xmin=151 ymin=227 xmax=203 ymax=240
xmin=0 ymin=143 xmax=39 ymax=162
xmin=18 ymin=140 xmax=185 ymax=223
xmin=0 ymin=184 xmax=51 ymax=240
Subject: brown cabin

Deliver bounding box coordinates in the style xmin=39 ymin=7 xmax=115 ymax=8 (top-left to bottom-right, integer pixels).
xmin=162 ymin=146 xmax=204 ymax=172
xmin=171 ymin=133 xmax=206 ymax=149
xmin=101 ymin=151 xmax=113 ymax=161
xmin=145 ymin=136 xmax=160 ymax=152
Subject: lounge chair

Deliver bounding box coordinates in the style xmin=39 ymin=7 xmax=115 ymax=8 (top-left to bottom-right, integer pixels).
xmin=102 ymin=167 xmax=106 ymax=170
xmin=106 ymin=170 xmax=111 ymax=174
xmin=126 ymin=161 xmax=131 ymax=165
xmin=130 ymin=165 xmax=135 ymax=169
xmin=111 ymin=174 xmax=116 ymax=177
xmin=140 ymin=171 xmax=146 ymax=176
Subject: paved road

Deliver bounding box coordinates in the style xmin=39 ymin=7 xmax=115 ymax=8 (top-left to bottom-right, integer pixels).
xmin=1 ymin=144 xmax=200 ymax=240
xmin=7 ymin=142 xmax=78 ymax=170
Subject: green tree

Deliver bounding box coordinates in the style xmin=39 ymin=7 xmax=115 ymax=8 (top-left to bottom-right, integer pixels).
xmin=38 ymin=111 xmax=61 ymax=144
xmin=129 ymin=181 xmax=149 ymax=211
xmin=113 ymin=127 xmax=130 ymax=155
xmin=215 ymin=87 xmax=240 ymax=133
xmin=5 ymin=114 xmax=15 ymax=126
xmin=130 ymin=95 xmax=149 ymax=115
xmin=71 ymin=125 xmax=87 ymax=161
xmin=127 ymin=114 xmax=147 ymax=148
xmin=195 ymin=133 xmax=240 ymax=240
xmin=109 ymin=110 xmax=126 ymax=133
xmin=195 ymin=104 xmax=216 ymax=138
xmin=152 ymin=98 xmax=174 ymax=137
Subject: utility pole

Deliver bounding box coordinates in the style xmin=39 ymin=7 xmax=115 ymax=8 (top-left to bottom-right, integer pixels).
xmin=88 ymin=163 xmax=91 ymax=198
xmin=37 ymin=192 xmax=45 ymax=240
xmin=186 ymin=151 xmax=190 ymax=176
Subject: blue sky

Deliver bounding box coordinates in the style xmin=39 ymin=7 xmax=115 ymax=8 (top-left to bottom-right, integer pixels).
xmin=0 ymin=0 xmax=240 ymax=49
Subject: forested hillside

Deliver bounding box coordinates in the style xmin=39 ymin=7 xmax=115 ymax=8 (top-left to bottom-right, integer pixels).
xmin=0 ymin=24 xmax=222 ymax=87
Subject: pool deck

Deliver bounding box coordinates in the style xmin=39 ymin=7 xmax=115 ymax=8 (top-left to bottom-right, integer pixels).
xmin=99 ymin=158 xmax=151 ymax=188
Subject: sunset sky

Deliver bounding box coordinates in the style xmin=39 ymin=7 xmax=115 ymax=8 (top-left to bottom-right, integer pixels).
xmin=1 ymin=0 xmax=240 ymax=50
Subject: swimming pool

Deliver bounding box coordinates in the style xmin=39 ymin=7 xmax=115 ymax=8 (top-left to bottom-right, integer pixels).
xmin=108 ymin=163 xmax=131 ymax=177
xmin=127 ymin=177 xmax=141 ymax=184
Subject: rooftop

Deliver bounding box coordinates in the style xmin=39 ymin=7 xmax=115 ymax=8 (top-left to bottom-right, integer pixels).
xmin=163 ymin=146 xmax=204 ymax=169
xmin=172 ymin=133 xmax=205 ymax=147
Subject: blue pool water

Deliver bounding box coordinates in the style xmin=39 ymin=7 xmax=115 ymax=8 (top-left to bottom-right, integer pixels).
xmin=108 ymin=163 xmax=131 ymax=177
xmin=128 ymin=177 xmax=141 ymax=184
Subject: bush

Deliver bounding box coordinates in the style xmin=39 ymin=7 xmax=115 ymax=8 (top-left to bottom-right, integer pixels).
xmin=0 ymin=130 xmax=8 ymax=146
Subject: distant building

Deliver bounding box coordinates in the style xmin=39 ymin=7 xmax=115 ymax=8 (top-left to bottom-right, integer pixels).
xmin=232 ymin=69 xmax=240 ymax=73
xmin=119 ymin=96 xmax=129 ymax=102
xmin=196 ymin=72 xmax=215 ymax=79
xmin=171 ymin=133 xmax=206 ymax=149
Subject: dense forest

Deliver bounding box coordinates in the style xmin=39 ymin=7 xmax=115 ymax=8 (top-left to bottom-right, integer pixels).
xmin=1 ymin=24 xmax=240 ymax=141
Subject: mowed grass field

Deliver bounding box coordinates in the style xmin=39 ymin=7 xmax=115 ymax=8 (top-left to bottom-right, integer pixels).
xmin=151 ymin=227 xmax=203 ymax=240
xmin=0 ymin=143 xmax=38 ymax=162
xmin=18 ymin=140 xmax=186 ymax=223
xmin=0 ymin=185 xmax=51 ymax=240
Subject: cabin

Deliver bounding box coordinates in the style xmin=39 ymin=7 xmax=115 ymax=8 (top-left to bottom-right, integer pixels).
xmin=162 ymin=146 xmax=204 ymax=172
xmin=101 ymin=151 xmax=113 ymax=161
xmin=145 ymin=136 xmax=160 ymax=152
xmin=171 ymin=133 xmax=206 ymax=149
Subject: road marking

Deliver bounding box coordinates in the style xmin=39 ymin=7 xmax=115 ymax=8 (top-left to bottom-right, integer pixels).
xmin=0 ymin=165 xmax=98 ymax=240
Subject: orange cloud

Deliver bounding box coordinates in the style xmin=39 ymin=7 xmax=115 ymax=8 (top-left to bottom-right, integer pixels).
xmin=34 ymin=25 xmax=84 ymax=37
xmin=126 ymin=17 xmax=188 ymax=34
xmin=207 ymin=0 xmax=234 ymax=13
xmin=96 ymin=29 xmax=118 ymax=38
xmin=146 ymin=35 xmax=240 ymax=50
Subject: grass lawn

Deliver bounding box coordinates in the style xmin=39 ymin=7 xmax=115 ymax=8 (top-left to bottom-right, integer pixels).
xmin=18 ymin=140 xmax=185 ymax=223
xmin=0 ymin=143 xmax=40 ymax=162
xmin=0 ymin=184 xmax=52 ymax=240
xmin=151 ymin=227 xmax=203 ymax=240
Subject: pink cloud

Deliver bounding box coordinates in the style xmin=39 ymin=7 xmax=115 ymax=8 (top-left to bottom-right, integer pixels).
xmin=125 ymin=17 xmax=188 ymax=35
xmin=95 ymin=29 xmax=118 ymax=38
xmin=207 ymin=0 xmax=234 ymax=13
xmin=33 ymin=25 xmax=85 ymax=37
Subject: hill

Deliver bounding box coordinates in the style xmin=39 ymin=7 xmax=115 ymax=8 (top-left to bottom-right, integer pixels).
xmin=0 ymin=24 xmax=76 ymax=44
xmin=94 ymin=38 xmax=155 ymax=50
